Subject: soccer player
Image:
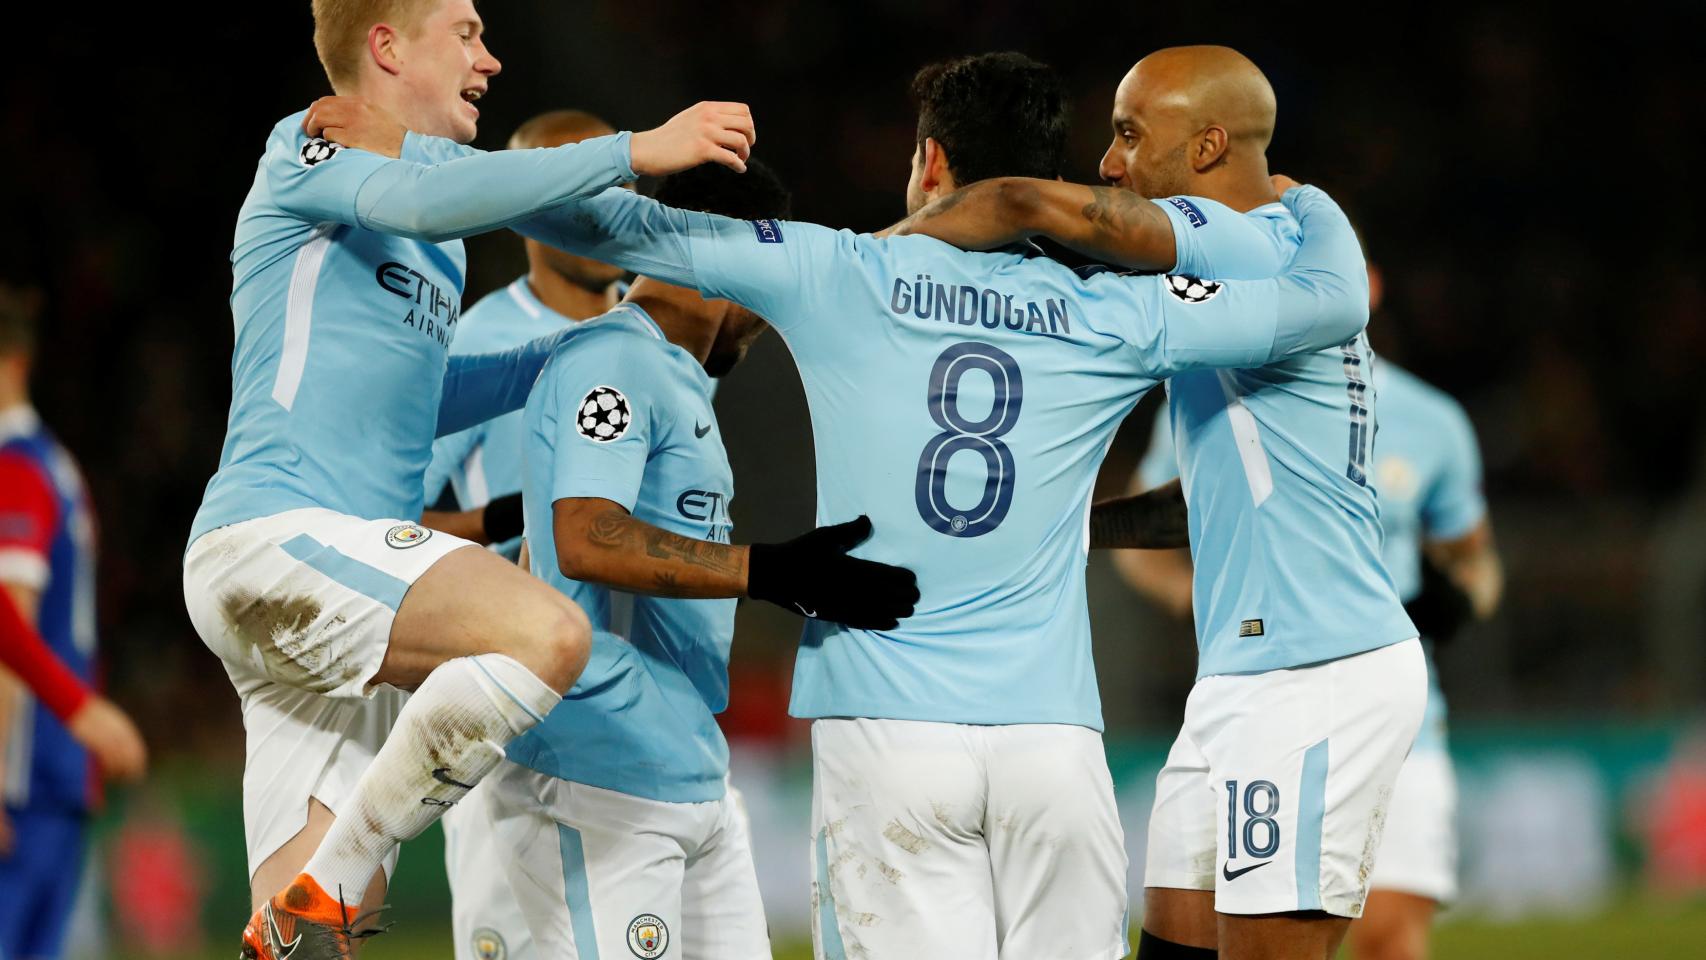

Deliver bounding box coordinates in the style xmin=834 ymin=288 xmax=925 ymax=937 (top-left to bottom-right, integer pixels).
xmin=891 ymin=48 xmax=1428 ymax=960
xmin=459 ymin=158 xmax=904 ymax=960
xmin=0 ymin=287 xmax=148 ymax=960
xmin=420 ymin=109 xmax=633 ymax=565
xmin=323 ymin=49 xmax=1377 ymax=960
xmin=179 ymin=2 xmax=758 ymax=956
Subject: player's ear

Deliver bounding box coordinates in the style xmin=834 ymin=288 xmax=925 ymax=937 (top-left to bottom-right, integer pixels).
xmin=368 ymin=22 xmax=405 ymax=78
xmin=1193 ymin=125 xmax=1229 ymax=172
xmin=922 ymin=138 xmax=955 ymax=194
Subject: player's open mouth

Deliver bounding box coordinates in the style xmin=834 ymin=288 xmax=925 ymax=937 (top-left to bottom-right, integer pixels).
xmin=461 ymin=88 xmax=483 ymax=116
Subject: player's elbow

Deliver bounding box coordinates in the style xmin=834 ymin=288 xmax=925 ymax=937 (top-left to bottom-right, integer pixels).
xmin=989 ymin=178 xmax=1047 ymax=227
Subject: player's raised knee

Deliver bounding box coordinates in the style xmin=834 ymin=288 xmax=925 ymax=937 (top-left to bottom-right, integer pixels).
xmin=520 ymin=591 xmax=591 ymax=692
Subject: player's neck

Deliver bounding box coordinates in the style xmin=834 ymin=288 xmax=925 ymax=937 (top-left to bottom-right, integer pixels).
xmin=0 ymin=374 xmax=27 ymax=413
xmin=1194 ymin=163 xmax=1280 ymax=214
xmin=526 ymin=266 xmax=619 ymax=323
xmin=623 ymin=280 xmax=716 ymax=368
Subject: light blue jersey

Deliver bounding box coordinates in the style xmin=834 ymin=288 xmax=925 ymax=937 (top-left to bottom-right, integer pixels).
xmin=394 ymin=138 xmax=1371 ymax=728
xmin=1369 ymin=363 xmax=1486 ymax=753
xmin=1134 ymin=202 xmax=1415 ymax=678
xmin=1140 ymin=362 xmax=1483 ymax=747
xmin=188 ymin=114 xmax=637 ymax=546
xmin=509 ymin=305 xmax=736 ymax=802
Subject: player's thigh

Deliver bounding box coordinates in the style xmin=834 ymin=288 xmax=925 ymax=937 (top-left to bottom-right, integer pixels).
xmin=1218 ymin=911 xmax=1350 ymax=960
xmin=1142 ymin=725 xmax=1219 ymax=947
xmin=252 ymin=799 xmax=388 ymax=923
xmin=1366 ymin=748 xmax=1458 ymax=906
xmin=184 ymin=508 xmax=472 ymax=698
xmin=679 ymin=785 xmax=771 ymax=960
xmin=984 ymin=724 xmax=1130 ymax=960
xmin=1346 ymin=890 xmax=1435 ymax=960
xmin=236 ymin=677 xmax=407 ymax=896
xmin=1193 ymin=639 xmax=1427 ymax=921
xmin=382 ymin=540 xmax=589 ymax=690
xmin=810 ymin=718 xmax=996 ymax=960
xmin=446 ymin=783 xmax=537 ymax=960
xmin=485 ymin=763 xmax=689 ymax=960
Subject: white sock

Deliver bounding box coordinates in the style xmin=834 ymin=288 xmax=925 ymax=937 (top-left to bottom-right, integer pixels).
xmin=303 ymin=654 xmax=560 ymax=903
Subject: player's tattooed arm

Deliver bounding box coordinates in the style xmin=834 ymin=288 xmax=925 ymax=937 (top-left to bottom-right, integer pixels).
xmin=555 ymin=497 xmax=750 ymax=598
xmin=1087 ymin=479 xmax=1189 ymax=550
xmin=890 ymin=178 xmax=1180 ymax=269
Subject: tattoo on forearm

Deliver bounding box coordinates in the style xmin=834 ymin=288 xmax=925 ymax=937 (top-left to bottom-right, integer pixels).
xmin=584 ymin=507 xmax=744 ymax=587
xmin=1080 ymin=186 xmax=1156 ymax=236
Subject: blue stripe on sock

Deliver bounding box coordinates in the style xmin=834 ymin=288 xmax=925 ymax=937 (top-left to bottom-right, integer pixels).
xmin=469 ymin=656 xmax=546 ymax=724
xmin=559 ymin=824 xmax=600 ymax=959
xmin=815 ymin=828 xmax=847 ymax=960
xmin=1295 ymin=737 xmax=1330 ymax=911
xmin=279 ymin=534 xmax=410 ymax=611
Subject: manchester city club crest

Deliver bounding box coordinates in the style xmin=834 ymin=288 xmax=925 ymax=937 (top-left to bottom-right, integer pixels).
xmin=471 ymin=927 xmax=507 ymax=960
xmin=384 ymin=522 xmax=433 ymax=549
xmin=627 ymin=914 xmax=669 ymax=958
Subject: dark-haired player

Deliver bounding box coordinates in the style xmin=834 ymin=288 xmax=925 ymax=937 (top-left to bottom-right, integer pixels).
xmin=457 ymin=159 xmax=879 ymax=960
xmin=323 ymin=49 xmax=1374 ymax=959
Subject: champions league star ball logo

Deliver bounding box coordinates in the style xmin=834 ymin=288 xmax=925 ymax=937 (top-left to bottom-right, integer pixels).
xmin=627 ymin=914 xmax=668 ymax=958
xmin=576 ymin=386 xmax=633 ymax=443
xmin=384 ymin=523 xmax=433 ymax=549
xmin=1163 ymin=274 xmax=1224 ymax=305
xmin=299 ymin=137 xmax=343 ymax=167
xmin=471 ymin=928 xmax=507 ymax=960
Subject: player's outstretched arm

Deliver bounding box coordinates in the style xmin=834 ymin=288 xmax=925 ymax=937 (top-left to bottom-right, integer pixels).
xmin=891 ymin=178 xmax=1180 ymax=268
xmin=1087 ymin=479 xmax=1188 ymax=549
xmin=554 ymin=501 xmax=918 ymax=630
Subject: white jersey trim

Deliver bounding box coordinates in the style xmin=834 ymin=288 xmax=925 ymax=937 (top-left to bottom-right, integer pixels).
xmin=272 ymin=224 xmax=337 ymax=411
xmin=1217 ymin=372 xmax=1274 ymax=507
xmin=0 ymin=548 xmax=49 ymax=590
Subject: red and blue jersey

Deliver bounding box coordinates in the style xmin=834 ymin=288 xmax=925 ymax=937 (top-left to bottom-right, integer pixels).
xmin=0 ymin=406 xmax=97 ymax=814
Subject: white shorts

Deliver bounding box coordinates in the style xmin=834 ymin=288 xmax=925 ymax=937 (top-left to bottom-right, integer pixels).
xmin=811 ymin=718 xmax=1129 ymax=960
xmin=183 ymin=507 xmax=472 ymax=879
xmin=1366 ymin=747 xmax=1458 ymax=903
xmin=445 ymin=782 xmax=535 ymax=960
xmin=1144 ymin=638 xmax=1426 ymax=919
xmin=474 ymin=760 xmax=771 ymax=960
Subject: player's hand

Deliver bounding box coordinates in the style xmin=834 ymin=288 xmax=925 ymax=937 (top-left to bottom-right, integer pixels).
xmin=746 ymin=516 xmax=920 ymax=630
xmin=67 ymin=696 xmax=148 ymax=783
xmin=304 ymin=96 xmax=407 ymax=159
xmin=1270 ymin=174 xmax=1303 ymax=198
xmin=630 ymin=102 xmax=755 ymax=176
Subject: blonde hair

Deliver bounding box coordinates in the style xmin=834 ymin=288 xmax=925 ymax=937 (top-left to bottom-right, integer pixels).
xmin=311 ymin=0 xmax=436 ymax=90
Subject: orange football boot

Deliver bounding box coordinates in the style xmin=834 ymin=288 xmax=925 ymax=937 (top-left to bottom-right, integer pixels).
xmin=240 ymin=873 xmax=386 ymax=959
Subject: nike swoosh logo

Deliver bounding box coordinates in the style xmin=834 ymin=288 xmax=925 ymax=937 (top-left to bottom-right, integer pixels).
xmin=1222 ymin=860 xmax=1272 ymax=882
xmin=431 ymin=767 xmax=477 ymax=790
xmin=265 ymin=904 xmax=301 ymax=959
xmin=794 ymin=603 xmax=818 ymax=618
xmin=695 ymin=421 xmax=712 ymax=439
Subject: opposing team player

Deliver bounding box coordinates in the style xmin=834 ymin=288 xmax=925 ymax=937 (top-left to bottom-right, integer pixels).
xmin=0 ymin=288 xmax=148 ymax=960
xmin=891 ymin=47 xmax=1427 ymax=960
xmin=179 ymin=2 xmax=758 ymax=956
xmin=322 ymin=49 xmax=1376 ymax=960
xmin=459 ymin=159 xmax=915 ymax=960
xmin=421 ymin=109 xmax=632 ymax=563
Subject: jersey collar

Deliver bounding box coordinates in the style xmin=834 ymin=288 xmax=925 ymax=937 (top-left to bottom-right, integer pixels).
xmin=0 ymin=405 xmax=40 ymax=444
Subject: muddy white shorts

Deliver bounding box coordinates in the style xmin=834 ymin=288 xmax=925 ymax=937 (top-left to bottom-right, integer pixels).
xmin=473 ymin=760 xmax=770 ymax=960
xmin=1143 ymin=638 xmax=1426 ymax=919
xmin=1366 ymin=746 xmax=1458 ymax=903
xmin=810 ymin=718 xmax=1129 ymax=960
xmin=183 ymin=507 xmax=472 ymax=879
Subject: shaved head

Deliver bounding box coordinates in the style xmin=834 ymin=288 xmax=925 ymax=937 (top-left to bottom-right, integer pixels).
xmin=508 ymin=109 xmax=615 ymax=150
xmin=1099 ymin=45 xmax=1277 ymax=206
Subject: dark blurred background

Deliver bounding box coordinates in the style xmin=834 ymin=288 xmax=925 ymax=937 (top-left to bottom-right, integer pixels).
xmin=3 ymin=2 xmax=1704 ymax=955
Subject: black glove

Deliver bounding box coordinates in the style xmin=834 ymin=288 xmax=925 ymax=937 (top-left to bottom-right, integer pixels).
xmin=1403 ymin=557 xmax=1473 ymax=646
xmin=482 ymin=492 xmax=525 ymax=544
xmin=747 ymin=516 xmax=919 ymax=630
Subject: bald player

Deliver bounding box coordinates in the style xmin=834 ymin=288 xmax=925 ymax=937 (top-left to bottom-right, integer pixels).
xmin=895 ymin=47 xmax=1424 ymax=960
xmin=416 ymin=109 xmax=631 ymax=960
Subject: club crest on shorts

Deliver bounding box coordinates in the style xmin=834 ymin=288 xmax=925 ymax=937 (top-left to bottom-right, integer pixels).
xmin=385 ymin=523 xmax=433 ymax=549
xmin=577 ymin=386 xmax=632 ymax=443
xmin=1164 ymin=274 xmax=1224 ymax=304
xmin=471 ymin=928 xmax=507 ymax=960
xmin=300 ymin=137 xmax=342 ymax=167
xmin=627 ymin=914 xmax=668 ymax=958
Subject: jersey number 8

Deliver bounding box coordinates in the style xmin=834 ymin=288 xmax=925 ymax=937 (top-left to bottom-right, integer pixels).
xmin=914 ymin=341 xmax=1023 ymax=538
